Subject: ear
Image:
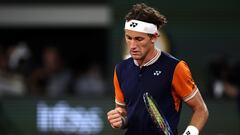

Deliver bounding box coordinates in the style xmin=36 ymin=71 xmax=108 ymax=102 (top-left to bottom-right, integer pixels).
xmin=151 ymin=34 xmax=158 ymax=43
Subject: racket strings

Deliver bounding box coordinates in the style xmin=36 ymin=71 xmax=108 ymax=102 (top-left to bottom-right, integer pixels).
xmin=146 ymin=95 xmax=171 ymax=135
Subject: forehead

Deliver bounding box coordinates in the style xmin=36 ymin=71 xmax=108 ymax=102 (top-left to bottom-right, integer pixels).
xmin=125 ymin=29 xmax=149 ymax=37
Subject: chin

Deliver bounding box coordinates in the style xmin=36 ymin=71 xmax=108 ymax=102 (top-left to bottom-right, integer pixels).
xmin=131 ymin=55 xmax=141 ymax=60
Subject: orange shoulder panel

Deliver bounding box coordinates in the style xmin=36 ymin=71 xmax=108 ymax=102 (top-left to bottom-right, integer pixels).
xmin=113 ymin=68 xmax=125 ymax=106
xmin=172 ymin=61 xmax=197 ymax=99
xmin=171 ymin=61 xmax=197 ymax=111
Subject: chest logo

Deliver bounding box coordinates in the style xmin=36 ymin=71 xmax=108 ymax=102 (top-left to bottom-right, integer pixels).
xmin=153 ymin=70 xmax=162 ymax=76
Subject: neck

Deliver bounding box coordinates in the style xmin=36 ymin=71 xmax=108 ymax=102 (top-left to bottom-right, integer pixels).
xmin=137 ymin=48 xmax=157 ymax=68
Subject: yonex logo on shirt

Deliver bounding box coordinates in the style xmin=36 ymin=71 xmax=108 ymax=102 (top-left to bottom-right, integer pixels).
xmin=153 ymin=71 xmax=162 ymax=76
xmin=130 ymin=22 xmax=138 ymax=27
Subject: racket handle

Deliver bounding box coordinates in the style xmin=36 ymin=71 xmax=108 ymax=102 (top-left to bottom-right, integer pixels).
xmin=183 ymin=125 xmax=199 ymax=135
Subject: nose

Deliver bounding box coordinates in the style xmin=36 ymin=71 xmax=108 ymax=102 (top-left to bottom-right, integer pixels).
xmin=129 ymin=40 xmax=137 ymax=49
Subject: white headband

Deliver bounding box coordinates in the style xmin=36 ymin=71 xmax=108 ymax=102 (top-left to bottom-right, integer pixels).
xmin=124 ymin=19 xmax=158 ymax=34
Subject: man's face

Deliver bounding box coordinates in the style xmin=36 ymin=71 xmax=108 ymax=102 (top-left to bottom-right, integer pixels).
xmin=125 ymin=29 xmax=154 ymax=61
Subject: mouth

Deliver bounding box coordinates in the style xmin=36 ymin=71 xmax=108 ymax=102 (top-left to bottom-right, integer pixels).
xmin=130 ymin=51 xmax=141 ymax=59
xmin=130 ymin=50 xmax=139 ymax=55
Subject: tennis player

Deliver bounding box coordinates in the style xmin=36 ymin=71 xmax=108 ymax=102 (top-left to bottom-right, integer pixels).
xmin=107 ymin=3 xmax=209 ymax=135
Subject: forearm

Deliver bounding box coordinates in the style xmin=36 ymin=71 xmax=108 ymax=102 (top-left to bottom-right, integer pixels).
xmin=183 ymin=92 xmax=209 ymax=134
xmin=189 ymin=105 xmax=209 ymax=131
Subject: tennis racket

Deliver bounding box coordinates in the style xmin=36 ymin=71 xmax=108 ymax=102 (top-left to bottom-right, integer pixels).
xmin=143 ymin=92 xmax=173 ymax=135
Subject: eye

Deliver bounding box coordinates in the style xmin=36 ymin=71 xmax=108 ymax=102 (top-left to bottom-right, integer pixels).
xmin=135 ymin=37 xmax=144 ymax=41
xmin=125 ymin=35 xmax=132 ymax=40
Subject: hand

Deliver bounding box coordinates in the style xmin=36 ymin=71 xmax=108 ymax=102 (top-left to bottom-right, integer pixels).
xmin=107 ymin=107 xmax=124 ymax=129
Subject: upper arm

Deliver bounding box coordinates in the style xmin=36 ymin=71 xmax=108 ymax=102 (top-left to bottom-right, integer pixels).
xmin=172 ymin=60 xmax=208 ymax=115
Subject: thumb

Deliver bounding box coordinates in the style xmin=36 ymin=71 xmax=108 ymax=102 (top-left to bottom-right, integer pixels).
xmin=115 ymin=107 xmax=125 ymax=116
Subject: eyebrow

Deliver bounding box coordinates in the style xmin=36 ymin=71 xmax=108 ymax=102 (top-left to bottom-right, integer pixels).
xmin=125 ymin=34 xmax=144 ymax=39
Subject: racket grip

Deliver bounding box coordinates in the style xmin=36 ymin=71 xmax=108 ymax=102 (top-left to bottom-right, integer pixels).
xmin=183 ymin=125 xmax=199 ymax=135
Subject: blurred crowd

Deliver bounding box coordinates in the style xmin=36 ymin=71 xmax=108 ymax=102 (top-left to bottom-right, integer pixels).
xmin=0 ymin=41 xmax=239 ymax=109
xmin=206 ymin=54 xmax=240 ymax=112
xmin=0 ymin=42 xmax=108 ymax=97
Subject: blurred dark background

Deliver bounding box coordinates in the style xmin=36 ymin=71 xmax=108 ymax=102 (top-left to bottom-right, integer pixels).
xmin=0 ymin=0 xmax=239 ymax=135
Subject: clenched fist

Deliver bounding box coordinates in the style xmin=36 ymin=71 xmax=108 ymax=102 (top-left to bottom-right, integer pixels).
xmin=107 ymin=107 xmax=126 ymax=129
